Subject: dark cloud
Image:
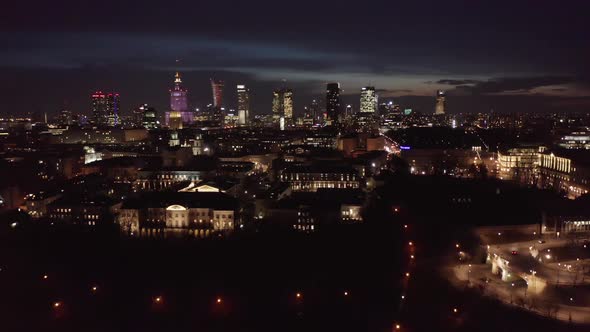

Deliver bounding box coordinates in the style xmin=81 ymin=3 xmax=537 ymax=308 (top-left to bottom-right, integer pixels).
xmin=436 ymin=79 xmax=481 ymax=86
xmin=445 ymin=76 xmax=586 ymax=95
xmin=376 ymin=89 xmax=413 ymax=94
xmin=1 ymin=1 xmax=590 ymax=115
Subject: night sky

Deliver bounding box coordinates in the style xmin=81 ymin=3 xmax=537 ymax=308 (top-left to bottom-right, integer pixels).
xmin=1 ymin=0 xmax=589 ymax=117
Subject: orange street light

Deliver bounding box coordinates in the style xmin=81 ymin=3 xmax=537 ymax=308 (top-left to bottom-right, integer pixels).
xmin=53 ymin=301 xmax=61 ymax=308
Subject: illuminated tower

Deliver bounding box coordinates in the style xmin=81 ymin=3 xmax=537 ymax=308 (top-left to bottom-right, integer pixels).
xmin=435 ymin=90 xmax=446 ymax=115
xmin=237 ymin=84 xmax=250 ymax=126
xmin=170 ymin=72 xmax=188 ymax=112
xmin=360 ymin=86 xmax=377 ymax=113
xmin=326 ymin=83 xmax=341 ymax=124
xmin=272 ymin=88 xmax=293 ymax=125
xmin=91 ymin=91 xmax=107 ymax=126
xmin=211 ymin=79 xmax=224 ymax=108
xmin=166 ymin=72 xmax=192 ymax=128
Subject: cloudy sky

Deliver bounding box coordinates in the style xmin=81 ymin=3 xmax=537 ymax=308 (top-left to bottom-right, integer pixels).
xmin=1 ymin=0 xmax=589 ymax=116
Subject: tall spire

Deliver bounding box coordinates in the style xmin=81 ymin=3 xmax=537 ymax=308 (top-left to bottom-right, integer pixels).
xmin=174 ymin=72 xmax=182 ymax=84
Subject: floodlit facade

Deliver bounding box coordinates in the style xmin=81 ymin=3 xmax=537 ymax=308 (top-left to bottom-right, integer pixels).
xmin=537 ymin=150 xmax=590 ymax=199
xmin=497 ymin=146 xmax=540 ymax=181
xmin=117 ymin=192 xmax=238 ymax=238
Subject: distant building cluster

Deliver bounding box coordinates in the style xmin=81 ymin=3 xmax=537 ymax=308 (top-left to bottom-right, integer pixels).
xmin=1 ymin=72 xmax=590 ymax=241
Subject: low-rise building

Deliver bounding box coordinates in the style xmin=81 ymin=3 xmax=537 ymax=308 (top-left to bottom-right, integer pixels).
xmin=46 ymin=195 xmax=121 ymax=226
xmin=497 ymin=145 xmax=540 ymax=182
xmin=25 ymin=191 xmax=62 ymax=218
xmin=117 ymin=192 xmax=239 ymax=238
xmin=537 ymin=149 xmax=590 ymax=199
xmin=279 ymin=164 xmax=360 ymax=192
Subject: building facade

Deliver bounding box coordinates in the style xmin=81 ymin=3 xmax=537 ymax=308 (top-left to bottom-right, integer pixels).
xmin=279 ymin=165 xmax=361 ymax=192
xmin=537 ymin=150 xmax=590 ymax=199
xmin=117 ymin=192 xmax=238 ymax=238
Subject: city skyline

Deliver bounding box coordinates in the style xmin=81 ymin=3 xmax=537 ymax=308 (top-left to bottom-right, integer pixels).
xmin=1 ymin=1 xmax=590 ymax=116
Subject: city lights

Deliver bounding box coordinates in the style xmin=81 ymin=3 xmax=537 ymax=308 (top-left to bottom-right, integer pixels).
xmin=2 ymin=7 xmax=589 ymax=329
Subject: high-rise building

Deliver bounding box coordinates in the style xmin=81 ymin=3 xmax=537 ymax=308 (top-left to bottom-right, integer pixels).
xmin=91 ymin=91 xmax=119 ymax=127
xmin=272 ymin=88 xmax=293 ymax=125
xmin=171 ymin=72 xmax=188 ymax=112
xmin=435 ymin=90 xmax=446 ymax=115
xmin=133 ymin=104 xmax=147 ymax=127
xmin=142 ymin=105 xmax=158 ymax=129
xmin=105 ymin=93 xmax=120 ymax=127
xmin=326 ymin=83 xmax=341 ymax=124
xmin=166 ymin=72 xmax=192 ymax=128
xmin=360 ymin=86 xmax=377 ymax=113
xmin=224 ymin=109 xmax=239 ymax=127
xmin=211 ymin=79 xmax=224 ymax=108
xmin=237 ymin=84 xmax=250 ymax=126
xmin=344 ymin=104 xmax=354 ymax=121
xmin=58 ymin=109 xmax=73 ymax=127
xmin=91 ymin=91 xmax=107 ymax=126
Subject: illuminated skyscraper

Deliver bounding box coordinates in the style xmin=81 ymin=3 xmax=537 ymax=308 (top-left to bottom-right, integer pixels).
xmin=326 ymin=83 xmax=341 ymax=124
xmin=91 ymin=91 xmax=119 ymax=127
xmin=435 ymin=90 xmax=446 ymax=115
xmin=105 ymin=93 xmax=120 ymax=127
xmin=237 ymin=84 xmax=250 ymax=126
xmin=166 ymin=72 xmax=192 ymax=128
xmin=272 ymin=88 xmax=293 ymax=125
xmin=211 ymin=79 xmax=224 ymax=108
xmin=91 ymin=91 xmax=107 ymax=125
xmin=360 ymin=86 xmax=377 ymax=113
